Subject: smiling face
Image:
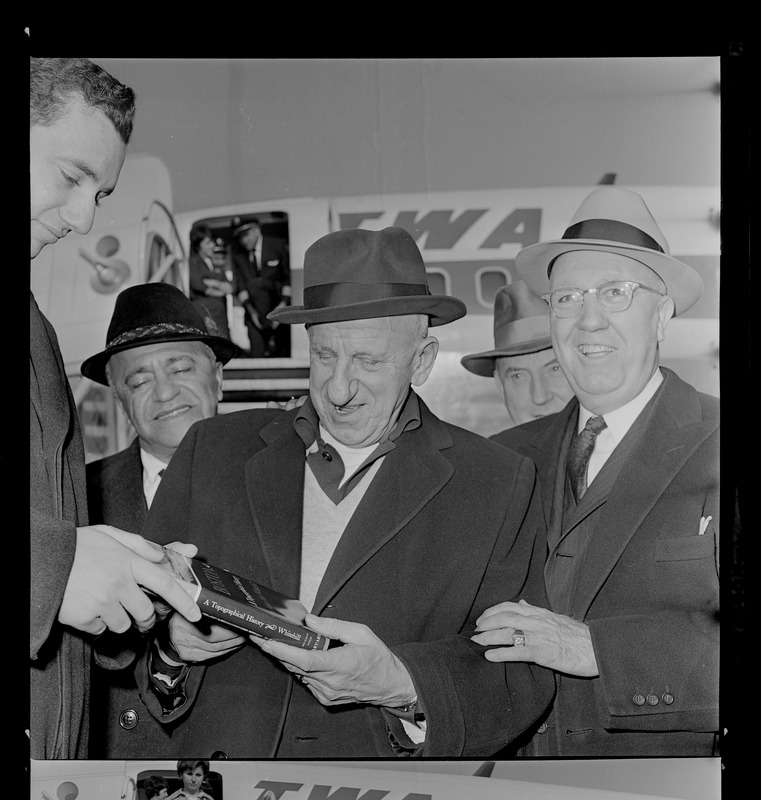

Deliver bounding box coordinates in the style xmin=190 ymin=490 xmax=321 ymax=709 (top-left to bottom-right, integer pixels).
xmin=494 ymin=348 xmax=574 ymax=425
xmin=107 ymin=341 xmax=223 ymax=462
xmin=30 ymin=94 xmax=127 ymax=259
xmin=548 ymin=250 xmax=674 ymax=415
xmin=308 ymin=315 xmax=438 ymax=448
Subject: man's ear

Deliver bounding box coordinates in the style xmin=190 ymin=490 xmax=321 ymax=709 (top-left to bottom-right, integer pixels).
xmin=656 ymin=295 xmax=676 ymax=343
xmin=410 ymin=336 xmax=439 ymax=387
xmin=493 ymin=369 xmax=507 ymax=403
xmin=215 ymin=361 xmax=225 ymax=402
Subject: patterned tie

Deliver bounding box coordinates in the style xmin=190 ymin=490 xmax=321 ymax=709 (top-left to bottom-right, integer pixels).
xmin=566 ymin=415 xmax=607 ymax=502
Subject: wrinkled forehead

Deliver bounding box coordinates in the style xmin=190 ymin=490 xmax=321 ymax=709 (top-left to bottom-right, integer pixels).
xmin=549 ymin=250 xmax=664 ymax=289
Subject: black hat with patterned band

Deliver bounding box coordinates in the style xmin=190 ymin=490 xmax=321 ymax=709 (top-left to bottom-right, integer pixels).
xmin=81 ymin=283 xmax=238 ymax=386
xmin=515 ymin=187 xmax=703 ymax=316
xmin=268 ymin=226 xmax=466 ymax=327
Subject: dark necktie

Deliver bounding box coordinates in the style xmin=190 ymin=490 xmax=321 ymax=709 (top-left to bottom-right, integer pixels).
xmin=566 ymin=415 xmax=607 ymax=502
xmin=249 ymin=250 xmax=259 ymax=276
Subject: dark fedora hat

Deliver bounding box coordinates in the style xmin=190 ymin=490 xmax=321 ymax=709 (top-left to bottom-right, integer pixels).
xmin=81 ymin=283 xmax=239 ymax=386
xmin=268 ymin=226 xmax=466 ymax=327
xmin=515 ymin=187 xmax=703 ymax=316
xmin=461 ymin=281 xmax=552 ymax=377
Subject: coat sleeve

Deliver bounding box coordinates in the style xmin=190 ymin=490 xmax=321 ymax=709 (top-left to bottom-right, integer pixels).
xmin=388 ymin=457 xmax=555 ymax=757
xmin=587 ymin=434 xmax=720 ymax=734
xmin=127 ymin=421 xmax=209 ymax=723
xmin=188 ymin=254 xmax=210 ymax=298
xmin=30 ymin=507 xmax=77 ymax=660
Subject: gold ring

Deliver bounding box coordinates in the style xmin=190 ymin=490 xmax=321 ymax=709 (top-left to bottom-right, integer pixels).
xmin=512 ymin=629 xmax=526 ymax=647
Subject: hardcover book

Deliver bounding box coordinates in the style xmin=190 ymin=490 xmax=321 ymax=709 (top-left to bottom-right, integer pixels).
xmin=160 ymin=547 xmax=332 ymax=650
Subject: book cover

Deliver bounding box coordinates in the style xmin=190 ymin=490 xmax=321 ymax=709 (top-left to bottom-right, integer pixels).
xmin=160 ymin=547 xmax=332 ymax=650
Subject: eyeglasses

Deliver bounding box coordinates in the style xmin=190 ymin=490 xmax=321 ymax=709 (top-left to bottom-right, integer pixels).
xmin=542 ymin=280 xmax=665 ymax=318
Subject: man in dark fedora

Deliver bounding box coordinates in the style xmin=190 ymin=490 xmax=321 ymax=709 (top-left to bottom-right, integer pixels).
xmin=82 ymin=283 xmax=238 ymax=534
xmin=471 ymin=187 xmax=719 ymax=756
xmin=461 ymin=280 xmax=573 ymax=427
xmin=81 ymin=283 xmax=238 ymax=756
xmin=100 ymin=225 xmax=554 ymax=758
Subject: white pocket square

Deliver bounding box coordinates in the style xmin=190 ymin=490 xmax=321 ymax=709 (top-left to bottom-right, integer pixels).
xmin=698 ymin=515 xmax=713 ymax=535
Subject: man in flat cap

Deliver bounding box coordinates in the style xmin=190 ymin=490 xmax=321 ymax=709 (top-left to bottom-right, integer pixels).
xmin=461 ymin=280 xmax=573 ymax=427
xmin=472 ymin=187 xmax=719 ymax=756
xmin=101 ymin=226 xmax=554 ymax=758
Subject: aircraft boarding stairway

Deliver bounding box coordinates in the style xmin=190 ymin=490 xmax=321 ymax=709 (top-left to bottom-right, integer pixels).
xmin=219 ymin=357 xmax=310 ymax=413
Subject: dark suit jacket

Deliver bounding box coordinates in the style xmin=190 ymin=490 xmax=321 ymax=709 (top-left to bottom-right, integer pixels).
xmin=492 ymin=368 xmax=719 ymax=756
xmin=30 ymin=293 xmax=91 ymax=757
xmin=86 ymin=439 xmax=148 ymax=534
xmin=99 ymin=394 xmax=554 ymax=758
xmin=188 ymin=252 xmax=230 ymax=335
xmin=232 ymin=236 xmax=290 ymax=321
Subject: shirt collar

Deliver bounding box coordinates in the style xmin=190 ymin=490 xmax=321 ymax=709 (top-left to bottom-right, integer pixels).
xmin=578 ymin=367 xmax=664 ymax=444
xmin=140 ymin=447 xmax=169 ymax=482
xmin=294 ymin=390 xmax=421 ymax=450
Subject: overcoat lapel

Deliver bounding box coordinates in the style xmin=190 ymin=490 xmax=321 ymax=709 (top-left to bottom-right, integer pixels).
xmin=514 ymin=403 xmax=578 ymax=551
xmin=568 ymin=370 xmax=716 ymax=617
xmin=312 ymin=403 xmax=455 ymax=614
xmin=244 ymin=414 xmax=306 ymax=598
xmin=119 ymin=440 xmax=149 ymax=526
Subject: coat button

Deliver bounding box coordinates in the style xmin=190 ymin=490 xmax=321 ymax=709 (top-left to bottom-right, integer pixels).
xmin=537 ymin=722 xmax=548 ymax=734
xmin=646 ymin=694 xmax=659 ymax=706
xmin=632 ymin=694 xmax=646 ymax=706
xmin=322 ymin=451 xmax=332 ymax=461
xmin=119 ymin=709 xmax=139 ymax=729
xmin=662 ymin=693 xmax=675 ymax=705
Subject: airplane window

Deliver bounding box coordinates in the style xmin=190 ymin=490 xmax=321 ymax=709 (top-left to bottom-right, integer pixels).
xmin=425 ymin=267 xmax=451 ymax=297
xmin=476 ymin=267 xmax=512 ymax=308
xmin=136 ymin=769 xmax=223 ymax=800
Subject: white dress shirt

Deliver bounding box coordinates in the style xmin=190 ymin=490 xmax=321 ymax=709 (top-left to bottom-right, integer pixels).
xmin=140 ymin=448 xmax=169 ymax=509
xmin=579 ymin=368 xmax=664 ymax=486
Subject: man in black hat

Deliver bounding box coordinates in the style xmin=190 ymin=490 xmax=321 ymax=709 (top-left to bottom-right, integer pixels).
xmin=100 ymin=226 xmax=554 ymax=758
xmin=232 ymin=218 xmax=291 ymax=357
xmin=471 ymin=187 xmax=719 ymax=756
xmin=30 ymin=56 xmax=203 ymax=759
xmin=82 ymin=283 xmax=238 ymax=535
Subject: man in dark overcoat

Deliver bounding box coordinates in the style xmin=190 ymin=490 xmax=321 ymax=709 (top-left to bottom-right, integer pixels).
xmin=472 ymin=187 xmax=719 ymax=756
xmin=100 ymin=226 xmax=555 ymax=758
xmin=83 ymin=283 xmax=237 ymax=534
xmin=30 ymin=57 xmax=201 ymax=759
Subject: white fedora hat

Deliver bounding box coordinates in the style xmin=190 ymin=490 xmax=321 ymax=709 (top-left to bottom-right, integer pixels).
xmin=515 ymin=187 xmax=703 ymax=316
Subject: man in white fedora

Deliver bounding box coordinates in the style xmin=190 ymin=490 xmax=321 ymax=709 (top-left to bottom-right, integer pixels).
xmin=472 ymin=187 xmax=719 ymax=756
xmin=461 ymin=280 xmax=573 ymax=427
xmin=100 ymin=226 xmax=554 ymax=758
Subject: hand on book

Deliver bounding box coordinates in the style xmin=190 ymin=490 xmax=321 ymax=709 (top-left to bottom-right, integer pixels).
xmin=251 ymin=614 xmax=416 ymax=708
xmin=58 ymin=525 xmax=203 ymax=637
xmin=167 ymin=612 xmax=247 ymax=663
